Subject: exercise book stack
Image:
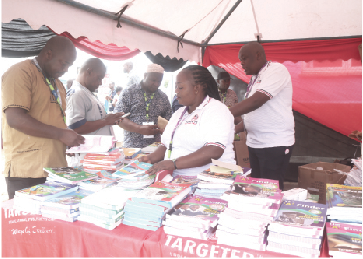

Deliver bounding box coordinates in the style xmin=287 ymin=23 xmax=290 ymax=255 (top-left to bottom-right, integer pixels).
xmin=78 ymin=185 xmax=140 ymax=230
xmin=123 ymin=181 xmax=192 ymax=231
xmin=194 ymin=160 xmax=245 ymax=199
xmin=163 ymin=195 xmax=227 ymax=240
xmin=79 ymin=171 xmax=119 ymax=192
xmin=82 ymin=149 xmax=125 ymax=173
xmin=44 ymin=167 xmax=98 ymax=184
xmin=113 ymin=160 xmax=155 ymax=190
xmin=326 ymin=184 xmax=362 ymax=224
xmin=217 ymin=176 xmax=283 ymax=251
xmin=13 ymin=181 xmax=78 ymax=214
xmin=266 ymin=200 xmax=327 ymax=258
xmin=41 ymin=189 xmax=94 ymax=222
xmin=326 ymin=222 xmax=362 ymax=257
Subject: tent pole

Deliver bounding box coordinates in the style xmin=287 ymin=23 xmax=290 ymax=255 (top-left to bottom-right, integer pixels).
xmin=203 ymin=0 xmax=243 ymax=45
xmin=54 ymin=0 xmax=201 ymax=47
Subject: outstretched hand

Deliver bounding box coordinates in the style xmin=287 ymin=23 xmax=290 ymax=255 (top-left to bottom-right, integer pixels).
xmin=139 ymin=125 xmax=161 ymax=136
xmin=59 ymin=128 xmax=85 ymax=147
xmin=104 ymin=112 xmax=125 ymax=125
xmin=146 ymin=160 xmax=175 ymax=175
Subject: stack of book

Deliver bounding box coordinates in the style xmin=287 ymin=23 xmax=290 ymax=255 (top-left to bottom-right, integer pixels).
xmin=122 ymin=148 xmax=141 ymax=163
xmin=169 ymin=175 xmax=200 ymax=192
xmin=44 ymin=167 xmax=98 ymax=184
xmin=82 ymin=149 xmax=125 ymax=173
xmin=79 ymin=171 xmax=119 ymax=192
xmin=344 ymin=158 xmax=362 ymax=187
xmin=78 ymin=186 xmax=140 ymax=230
xmin=266 ymin=200 xmax=327 ymax=258
xmin=326 ymin=184 xmax=362 ymax=224
xmin=41 ymin=189 xmax=94 ymax=222
xmin=13 ymin=182 xmax=78 ymax=214
xmin=163 ymin=195 xmax=227 ymax=240
xmin=113 ymin=160 xmax=154 ymax=190
xmin=326 ymin=222 xmax=362 ymax=257
xmin=123 ymin=181 xmax=192 ymax=231
xmin=217 ymin=176 xmax=282 ymax=251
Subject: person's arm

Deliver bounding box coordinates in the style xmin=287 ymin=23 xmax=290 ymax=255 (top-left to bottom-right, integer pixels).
xmin=234 ymin=116 xmax=242 ymax=126
xmin=138 ymin=145 xmax=166 ymax=164
xmin=72 ymin=112 xmax=124 ymax=134
xmin=118 ymin=118 xmax=161 ymax=135
xmin=235 ymin=120 xmax=245 ymax=134
xmin=145 ymin=146 xmax=223 ymax=175
xmin=229 ymin=92 xmax=270 ymax=117
xmin=5 ymin=107 xmax=84 ymax=147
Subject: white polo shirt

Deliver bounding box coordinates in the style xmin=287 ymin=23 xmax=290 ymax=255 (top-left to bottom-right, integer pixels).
xmin=243 ymin=62 xmax=295 ymax=148
xmin=161 ymin=96 xmax=236 ymax=177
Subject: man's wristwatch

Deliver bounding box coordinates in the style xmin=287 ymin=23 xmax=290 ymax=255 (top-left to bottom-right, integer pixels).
xmin=171 ymin=159 xmax=178 ymax=170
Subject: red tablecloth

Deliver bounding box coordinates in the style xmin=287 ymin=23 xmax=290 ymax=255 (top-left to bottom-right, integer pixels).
xmin=2 ymin=199 xmax=330 ymax=257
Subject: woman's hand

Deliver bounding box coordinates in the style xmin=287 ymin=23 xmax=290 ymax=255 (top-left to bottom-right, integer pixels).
xmin=146 ymin=160 xmax=175 ymax=175
xmin=138 ymin=155 xmax=152 ymax=163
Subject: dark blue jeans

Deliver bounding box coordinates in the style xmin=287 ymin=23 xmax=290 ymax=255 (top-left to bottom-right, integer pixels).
xmin=248 ymin=145 xmax=294 ymax=191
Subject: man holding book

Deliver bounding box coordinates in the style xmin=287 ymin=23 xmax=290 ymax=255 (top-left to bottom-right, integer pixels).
xmin=66 ymin=58 xmax=124 ymax=135
xmin=230 ymin=42 xmax=295 ymax=190
xmin=2 ymin=36 xmax=85 ymax=199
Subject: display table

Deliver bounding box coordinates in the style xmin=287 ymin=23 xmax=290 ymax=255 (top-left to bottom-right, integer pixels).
xmin=2 ymin=199 xmax=330 ymax=257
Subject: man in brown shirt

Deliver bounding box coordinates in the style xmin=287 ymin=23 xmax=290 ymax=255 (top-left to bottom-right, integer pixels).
xmin=2 ymin=36 xmax=85 ymax=199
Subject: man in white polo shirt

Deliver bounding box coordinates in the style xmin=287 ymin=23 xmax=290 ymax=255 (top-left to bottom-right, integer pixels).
xmin=230 ymin=42 xmax=295 ymax=191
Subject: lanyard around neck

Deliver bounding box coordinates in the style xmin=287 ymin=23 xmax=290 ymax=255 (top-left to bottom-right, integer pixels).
xmin=245 ymin=61 xmax=270 ymax=99
xmin=220 ymin=91 xmax=227 ymax=104
xmin=168 ymin=106 xmax=189 ymax=159
xmin=144 ymin=92 xmax=155 ymax=120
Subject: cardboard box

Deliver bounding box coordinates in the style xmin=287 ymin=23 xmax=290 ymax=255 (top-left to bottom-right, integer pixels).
xmin=298 ymin=162 xmax=350 ymax=204
xmin=233 ymin=132 xmax=250 ymax=168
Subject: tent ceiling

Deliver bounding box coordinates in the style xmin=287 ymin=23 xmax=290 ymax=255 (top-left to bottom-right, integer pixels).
xmin=2 ymin=0 xmax=362 ymax=63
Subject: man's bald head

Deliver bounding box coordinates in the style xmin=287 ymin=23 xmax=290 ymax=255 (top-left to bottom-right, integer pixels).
xmin=79 ymin=58 xmax=106 ymax=92
xmin=238 ymin=42 xmax=267 ymax=75
xmin=38 ymin=36 xmax=77 ymax=79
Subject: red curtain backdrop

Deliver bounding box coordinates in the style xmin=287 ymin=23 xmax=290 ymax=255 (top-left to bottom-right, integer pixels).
xmin=203 ymin=38 xmax=362 ymax=137
xmin=54 ymin=30 xmax=140 ymax=61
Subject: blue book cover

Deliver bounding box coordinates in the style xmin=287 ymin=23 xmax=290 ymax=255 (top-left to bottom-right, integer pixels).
xmin=42 ymin=189 xmax=94 ymax=209
xmin=113 ymin=160 xmax=152 ymax=178
xmin=274 ymin=200 xmax=327 ymax=228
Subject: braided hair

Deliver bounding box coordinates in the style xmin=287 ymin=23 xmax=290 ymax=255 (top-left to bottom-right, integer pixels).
xmin=182 ymin=65 xmax=221 ymax=101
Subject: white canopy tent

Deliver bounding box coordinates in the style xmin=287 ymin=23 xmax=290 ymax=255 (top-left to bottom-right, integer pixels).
xmin=2 ymin=0 xmax=362 ymax=63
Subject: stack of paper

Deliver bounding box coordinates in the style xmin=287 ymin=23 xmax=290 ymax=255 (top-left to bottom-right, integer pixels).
xmin=163 ymin=195 xmax=227 ymax=240
xmin=123 ymin=182 xmax=192 ymax=231
xmin=66 ymin=135 xmax=115 ymax=153
xmin=113 ymin=160 xmax=155 ymax=189
xmin=44 ymin=167 xmax=98 ymax=184
xmin=13 ymin=182 xmax=78 ymax=214
xmin=194 ymin=160 xmax=244 ymax=199
xmin=79 ymin=171 xmax=119 ymax=192
xmin=266 ymin=200 xmax=327 ymax=258
xmin=326 ymin=184 xmax=362 ymax=224
xmin=326 ymin=222 xmax=362 ymax=257
xmin=82 ymin=149 xmax=125 ymax=173
xmin=78 ymin=186 xmax=140 ymax=230
xmin=345 ymin=158 xmax=362 ymax=187
xmin=41 ymin=189 xmax=94 ymax=222
xmin=217 ymin=176 xmax=283 ymax=251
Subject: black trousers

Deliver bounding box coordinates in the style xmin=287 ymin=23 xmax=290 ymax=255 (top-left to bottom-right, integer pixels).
xmin=248 ymin=145 xmax=294 ymax=191
xmin=5 ymin=176 xmax=47 ymax=199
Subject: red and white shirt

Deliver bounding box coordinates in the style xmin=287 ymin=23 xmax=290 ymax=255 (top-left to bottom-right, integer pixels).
xmin=161 ymin=96 xmax=236 ymax=177
xmin=244 ymin=62 xmax=295 ymax=148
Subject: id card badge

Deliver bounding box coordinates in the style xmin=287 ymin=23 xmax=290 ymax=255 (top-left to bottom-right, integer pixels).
xmin=143 ymin=121 xmax=154 ymax=139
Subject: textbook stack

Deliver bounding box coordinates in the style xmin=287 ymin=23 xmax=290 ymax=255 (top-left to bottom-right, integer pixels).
xmin=344 ymin=158 xmax=362 ymax=187
xmin=266 ymin=200 xmax=328 ymax=258
xmin=169 ymin=175 xmax=200 ymax=192
xmin=41 ymin=189 xmax=94 ymax=222
xmin=113 ymin=160 xmax=155 ymax=190
xmin=44 ymin=167 xmax=98 ymax=184
xmin=326 ymin=222 xmax=362 ymax=257
xmin=79 ymin=171 xmax=119 ymax=192
xmin=217 ymin=176 xmax=282 ymax=251
xmin=163 ymin=195 xmax=227 ymax=240
xmin=82 ymin=149 xmax=125 ymax=173
xmin=13 ymin=182 xmax=78 ymax=214
xmin=78 ymin=186 xmax=140 ymax=230
xmin=326 ymin=184 xmax=362 ymax=224
xmin=123 ymin=181 xmax=192 ymax=231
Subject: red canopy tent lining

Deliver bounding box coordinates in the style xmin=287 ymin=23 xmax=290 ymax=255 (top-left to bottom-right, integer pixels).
xmin=51 ymin=29 xmax=362 ymax=137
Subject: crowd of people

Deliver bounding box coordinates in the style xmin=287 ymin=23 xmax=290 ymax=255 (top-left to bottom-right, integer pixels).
xmin=1 ymin=36 xmax=295 ymax=199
